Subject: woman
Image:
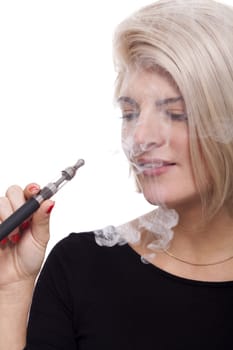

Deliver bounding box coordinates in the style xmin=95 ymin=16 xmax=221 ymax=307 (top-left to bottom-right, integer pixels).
xmin=1 ymin=0 xmax=233 ymax=348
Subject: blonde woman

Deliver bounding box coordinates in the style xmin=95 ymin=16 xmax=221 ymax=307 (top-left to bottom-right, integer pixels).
xmin=1 ymin=0 xmax=233 ymax=349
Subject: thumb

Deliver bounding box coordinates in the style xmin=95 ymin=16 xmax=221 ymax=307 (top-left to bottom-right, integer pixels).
xmin=30 ymin=200 xmax=55 ymax=247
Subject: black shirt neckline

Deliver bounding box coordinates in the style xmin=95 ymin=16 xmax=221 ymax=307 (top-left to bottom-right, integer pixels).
xmin=125 ymin=242 xmax=233 ymax=287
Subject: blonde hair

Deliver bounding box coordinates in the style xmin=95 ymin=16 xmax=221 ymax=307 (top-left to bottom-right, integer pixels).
xmin=113 ymin=0 xmax=233 ymax=220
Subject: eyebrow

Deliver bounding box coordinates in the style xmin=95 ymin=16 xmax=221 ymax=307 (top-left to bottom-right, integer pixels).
xmin=155 ymin=96 xmax=183 ymax=107
xmin=117 ymin=95 xmax=183 ymax=108
xmin=117 ymin=96 xmax=139 ymax=109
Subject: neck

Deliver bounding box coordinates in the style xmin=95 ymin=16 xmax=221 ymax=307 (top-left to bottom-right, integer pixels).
xmin=169 ymin=205 xmax=233 ymax=263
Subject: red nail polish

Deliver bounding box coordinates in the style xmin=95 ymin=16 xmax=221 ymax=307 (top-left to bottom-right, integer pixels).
xmin=20 ymin=220 xmax=30 ymax=231
xmin=11 ymin=233 xmax=21 ymax=243
xmin=46 ymin=203 xmax=55 ymax=214
xmin=0 ymin=238 xmax=8 ymax=245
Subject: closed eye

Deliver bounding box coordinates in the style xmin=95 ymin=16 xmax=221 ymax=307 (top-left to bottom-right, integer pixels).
xmin=117 ymin=96 xmax=140 ymax=122
xmin=121 ymin=112 xmax=140 ymax=121
xmin=166 ymin=112 xmax=188 ymax=121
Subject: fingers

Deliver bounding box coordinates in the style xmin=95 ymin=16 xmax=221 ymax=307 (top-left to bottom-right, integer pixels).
xmin=30 ymin=200 xmax=55 ymax=247
xmin=5 ymin=185 xmax=27 ymax=212
xmin=24 ymin=183 xmax=41 ymax=199
xmin=0 ymin=185 xmax=25 ymax=242
xmin=0 ymin=184 xmax=54 ymax=247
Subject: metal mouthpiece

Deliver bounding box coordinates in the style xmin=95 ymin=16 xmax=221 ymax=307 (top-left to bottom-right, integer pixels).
xmin=61 ymin=159 xmax=85 ymax=181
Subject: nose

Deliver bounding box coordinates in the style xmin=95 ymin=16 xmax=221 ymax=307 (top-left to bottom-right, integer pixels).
xmin=132 ymin=108 xmax=169 ymax=150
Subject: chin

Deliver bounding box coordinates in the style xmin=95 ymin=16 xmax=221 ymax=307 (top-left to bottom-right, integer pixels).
xmin=141 ymin=187 xmax=200 ymax=211
xmin=137 ymin=175 xmax=174 ymax=203
xmin=137 ymin=174 xmax=200 ymax=208
xmin=142 ymin=189 xmax=169 ymax=207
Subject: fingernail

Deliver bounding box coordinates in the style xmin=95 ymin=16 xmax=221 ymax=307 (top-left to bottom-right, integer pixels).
xmin=10 ymin=233 xmax=21 ymax=244
xmin=20 ymin=220 xmax=30 ymax=231
xmin=46 ymin=203 xmax=55 ymax=214
xmin=28 ymin=184 xmax=40 ymax=193
xmin=0 ymin=238 xmax=8 ymax=245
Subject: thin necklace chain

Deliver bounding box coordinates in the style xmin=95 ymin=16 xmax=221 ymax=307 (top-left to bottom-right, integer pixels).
xmin=163 ymin=249 xmax=233 ymax=267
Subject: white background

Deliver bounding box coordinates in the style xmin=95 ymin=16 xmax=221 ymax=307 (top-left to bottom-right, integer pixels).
xmin=0 ymin=0 xmax=232 ymax=254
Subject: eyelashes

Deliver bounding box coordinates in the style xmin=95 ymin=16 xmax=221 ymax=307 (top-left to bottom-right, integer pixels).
xmin=120 ymin=111 xmax=188 ymax=122
xmin=121 ymin=112 xmax=140 ymax=121
xmin=165 ymin=112 xmax=188 ymax=121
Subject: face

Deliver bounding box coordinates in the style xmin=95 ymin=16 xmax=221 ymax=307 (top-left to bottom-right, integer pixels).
xmin=118 ymin=68 xmax=199 ymax=209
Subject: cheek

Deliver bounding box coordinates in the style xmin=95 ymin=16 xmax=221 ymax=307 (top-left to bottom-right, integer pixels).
xmin=172 ymin=128 xmax=190 ymax=159
xmin=121 ymin=124 xmax=135 ymax=158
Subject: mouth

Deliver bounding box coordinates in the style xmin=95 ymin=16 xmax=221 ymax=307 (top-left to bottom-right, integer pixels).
xmin=132 ymin=159 xmax=176 ymax=174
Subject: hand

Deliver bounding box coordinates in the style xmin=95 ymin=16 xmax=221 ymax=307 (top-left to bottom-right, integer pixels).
xmin=0 ymin=183 xmax=54 ymax=288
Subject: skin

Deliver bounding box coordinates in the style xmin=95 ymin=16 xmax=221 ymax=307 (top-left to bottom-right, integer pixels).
xmin=118 ymin=68 xmax=233 ymax=282
xmin=119 ymin=68 xmax=197 ymax=209
xmin=1 ymin=68 xmax=233 ymax=348
xmin=0 ymin=184 xmax=53 ymax=349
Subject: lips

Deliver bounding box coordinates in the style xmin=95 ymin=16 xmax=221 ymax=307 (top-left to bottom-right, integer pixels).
xmin=132 ymin=158 xmax=176 ymax=175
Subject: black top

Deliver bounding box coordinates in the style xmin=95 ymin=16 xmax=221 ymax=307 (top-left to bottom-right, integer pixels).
xmin=26 ymin=232 xmax=233 ymax=349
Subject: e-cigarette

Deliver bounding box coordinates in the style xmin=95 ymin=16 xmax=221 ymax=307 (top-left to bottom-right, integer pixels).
xmin=0 ymin=159 xmax=85 ymax=241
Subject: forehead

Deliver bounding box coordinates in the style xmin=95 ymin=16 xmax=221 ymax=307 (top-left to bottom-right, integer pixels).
xmin=119 ymin=67 xmax=181 ymax=102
